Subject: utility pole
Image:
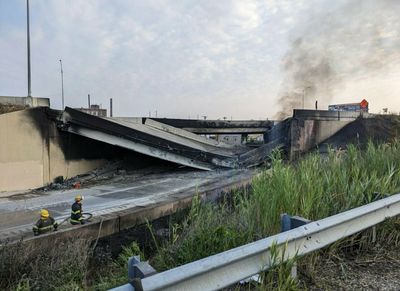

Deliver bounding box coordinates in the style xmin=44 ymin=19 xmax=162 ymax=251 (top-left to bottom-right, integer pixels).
xmin=26 ymin=0 xmax=32 ymax=97
xmin=59 ymin=59 xmax=64 ymax=109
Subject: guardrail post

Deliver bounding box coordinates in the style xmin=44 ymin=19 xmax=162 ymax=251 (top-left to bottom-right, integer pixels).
xmin=280 ymin=213 xmax=311 ymax=279
xmin=372 ymin=226 xmax=376 ymax=243
xmin=280 ymin=213 xmax=292 ymax=233
xmin=128 ymin=256 xmax=157 ymax=291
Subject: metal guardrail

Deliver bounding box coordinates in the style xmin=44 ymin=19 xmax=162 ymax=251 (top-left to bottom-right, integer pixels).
xmin=111 ymin=192 xmax=400 ymax=291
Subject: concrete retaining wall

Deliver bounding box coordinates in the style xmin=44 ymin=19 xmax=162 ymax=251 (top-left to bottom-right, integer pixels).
xmin=289 ymin=118 xmax=352 ymax=158
xmin=0 ymin=108 xmax=105 ymax=191
xmin=287 ymin=110 xmax=373 ymax=158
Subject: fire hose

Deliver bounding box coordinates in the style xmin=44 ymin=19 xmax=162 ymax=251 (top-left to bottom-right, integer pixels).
xmin=57 ymin=212 xmax=93 ymax=226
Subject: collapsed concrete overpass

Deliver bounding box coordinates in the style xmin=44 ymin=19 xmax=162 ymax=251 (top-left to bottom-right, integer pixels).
xmin=60 ymin=107 xmax=245 ymax=170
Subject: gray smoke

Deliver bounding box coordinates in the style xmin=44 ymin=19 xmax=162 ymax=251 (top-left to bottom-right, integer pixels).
xmin=276 ymin=0 xmax=400 ymax=119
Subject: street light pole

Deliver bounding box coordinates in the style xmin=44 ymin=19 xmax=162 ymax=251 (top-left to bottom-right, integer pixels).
xmin=26 ymin=0 xmax=32 ymax=97
xmin=59 ymin=59 xmax=64 ymax=109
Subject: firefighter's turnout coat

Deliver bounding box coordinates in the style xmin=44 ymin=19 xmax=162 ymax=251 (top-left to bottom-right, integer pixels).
xmin=32 ymin=217 xmax=58 ymax=235
xmin=70 ymin=201 xmax=84 ymax=224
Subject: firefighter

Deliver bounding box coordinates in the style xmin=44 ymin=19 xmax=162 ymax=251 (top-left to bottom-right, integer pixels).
xmin=70 ymin=195 xmax=85 ymax=225
xmin=32 ymin=209 xmax=58 ymax=236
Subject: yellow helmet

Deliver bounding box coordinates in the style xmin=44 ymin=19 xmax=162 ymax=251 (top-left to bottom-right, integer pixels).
xmin=75 ymin=195 xmax=84 ymax=202
xmin=40 ymin=209 xmax=49 ymax=218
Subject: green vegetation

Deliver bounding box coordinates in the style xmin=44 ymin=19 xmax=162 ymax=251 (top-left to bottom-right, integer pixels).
xmin=150 ymin=141 xmax=400 ymax=274
xmin=1 ymin=238 xmax=91 ymax=291
xmin=2 ymin=140 xmax=400 ymax=290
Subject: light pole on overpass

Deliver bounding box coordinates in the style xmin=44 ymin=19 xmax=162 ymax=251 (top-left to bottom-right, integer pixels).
xmin=26 ymin=0 xmax=32 ymax=97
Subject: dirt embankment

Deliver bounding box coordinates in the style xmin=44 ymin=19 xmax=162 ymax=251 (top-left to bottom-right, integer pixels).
xmin=324 ymin=115 xmax=400 ymax=148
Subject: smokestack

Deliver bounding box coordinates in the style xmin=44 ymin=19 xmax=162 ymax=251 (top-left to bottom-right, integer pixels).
xmin=110 ymin=98 xmax=113 ymax=117
xmin=315 ymin=100 xmax=318 ymax=110
xmin=88 ymin=94 xmax=91 ymax=108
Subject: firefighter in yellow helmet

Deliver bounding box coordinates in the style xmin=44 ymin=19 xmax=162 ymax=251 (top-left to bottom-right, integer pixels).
xmin=70 ymin=195 xmax=85 ymax=225
xmin=32 ymin=209 xmax=58 ymax=236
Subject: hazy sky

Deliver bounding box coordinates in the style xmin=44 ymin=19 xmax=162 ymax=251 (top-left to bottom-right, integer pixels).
xmin=0 ymin=0 xmax=399 ymax=119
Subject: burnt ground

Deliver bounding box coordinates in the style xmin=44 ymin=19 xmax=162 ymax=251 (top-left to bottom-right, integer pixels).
xmin=301 ymin=246 xmax=400 ymax=290
xmin=324 ymin=115 xmax=400 ymax=148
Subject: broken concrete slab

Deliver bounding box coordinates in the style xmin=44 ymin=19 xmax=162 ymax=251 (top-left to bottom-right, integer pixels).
xmin=60 ymin=108 xmax=244 ymax=170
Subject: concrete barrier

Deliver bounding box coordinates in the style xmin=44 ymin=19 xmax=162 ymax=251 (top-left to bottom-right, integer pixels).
xmin=0 ymin=96 xmax=50 ymax=107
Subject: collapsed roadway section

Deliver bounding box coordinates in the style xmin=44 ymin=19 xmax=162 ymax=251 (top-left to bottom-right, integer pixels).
xmin=59 ymin=107 xmax=276 ymax=170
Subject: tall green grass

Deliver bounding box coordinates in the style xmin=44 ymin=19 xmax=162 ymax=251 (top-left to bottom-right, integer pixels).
xmin=150 ymin=140 xmax=400 ymax=281
xmin=247 ymin=141 xmax=400 ymax=237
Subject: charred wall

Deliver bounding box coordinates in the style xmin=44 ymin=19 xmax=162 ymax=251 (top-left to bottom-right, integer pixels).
xmin=0 ymin=108 xmax=171 ymax=192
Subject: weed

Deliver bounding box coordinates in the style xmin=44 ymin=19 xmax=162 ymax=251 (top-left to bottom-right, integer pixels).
xmin=0 ymin=237 xmax=91 ymax=290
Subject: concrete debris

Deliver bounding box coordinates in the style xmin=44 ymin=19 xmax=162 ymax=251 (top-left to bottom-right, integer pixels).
xmin=40 ymin=161 xmax=124 ymax=191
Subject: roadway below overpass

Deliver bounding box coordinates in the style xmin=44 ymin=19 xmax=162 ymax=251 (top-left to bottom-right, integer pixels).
xmin=0 ymin=168 xmax=255 ymax=245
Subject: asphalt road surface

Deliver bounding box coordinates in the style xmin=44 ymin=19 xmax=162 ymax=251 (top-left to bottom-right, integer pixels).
xmin=0 ymin=169 xmax=255 ymax=242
